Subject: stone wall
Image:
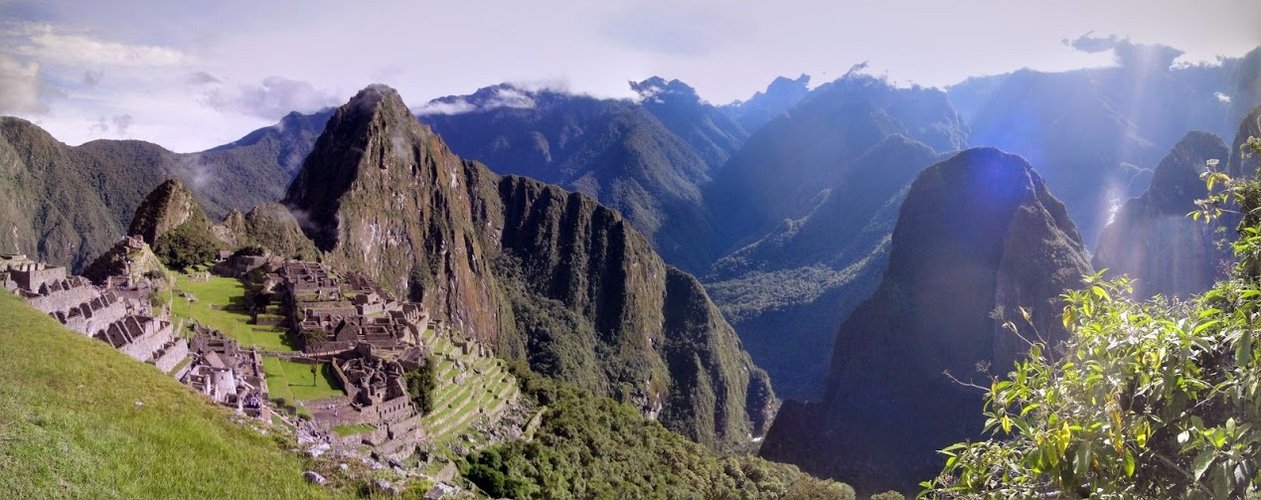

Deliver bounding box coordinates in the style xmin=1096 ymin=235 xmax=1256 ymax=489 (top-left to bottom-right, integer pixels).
xmin=151 ymin=338 xmax=189 ymax=373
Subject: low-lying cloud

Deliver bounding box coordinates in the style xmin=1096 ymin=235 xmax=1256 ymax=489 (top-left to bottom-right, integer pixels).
xmin=414 ymin=86 xmax=537 ymax=116
xmin=199 ymin=75 xmax=340 ymax=120
xmin=0 ymin=53 xmax=46 ymax=114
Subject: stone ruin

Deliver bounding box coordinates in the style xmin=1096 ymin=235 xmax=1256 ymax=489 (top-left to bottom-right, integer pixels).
xmin=182 ymin=325 xmax=271 ymax=420
xmin=2 ymin=253 xmax=186 ymax=374
xmin=329 ymin=344 xmax=424 ymax=458
xmin=276 ymin=261 xmax=430 ymax=354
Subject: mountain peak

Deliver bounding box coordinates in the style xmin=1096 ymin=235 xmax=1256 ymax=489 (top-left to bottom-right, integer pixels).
xmin=342 ymin=83 xmax=412 ymax=122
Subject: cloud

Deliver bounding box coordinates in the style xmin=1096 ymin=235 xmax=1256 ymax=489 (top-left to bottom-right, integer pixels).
xmin=200 ymin=76 xmax=339 ymax=120
xmin=1215 ymin=92 xmax=1231 ymax=103
xmin=1064 ymin=32 xmax=1184 ymax=70
xmin=89 ymin=114 xmax=132 ymax=136
xmin=81 ymin=68 xmax=101 ymax=86
xmin=0 ymin=53 xmax=47 ymax=114
xmin=1 ymin=21 xmax=186 ymax=68
xmin=186 ymin=71 xmax=221 ymax=86
xmin=600 ymin=1 xmax=750 ymax=57
xmin=415 ymin=86 xmax=537 ymax=116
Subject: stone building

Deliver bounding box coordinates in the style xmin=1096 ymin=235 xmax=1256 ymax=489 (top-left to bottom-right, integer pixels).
xmin=278 ymin=260 xmax=430 ymax=354
xmin=330 ymin=345 xmax=424 ymax=457
xmin=182 ymin=326 xmax=270 ymax=420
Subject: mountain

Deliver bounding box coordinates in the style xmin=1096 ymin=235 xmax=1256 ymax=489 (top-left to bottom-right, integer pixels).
xmin=760 ymin=148 xmax=1092 ymax=494
xmin=1230 ymin=105 xmax=1261 ymax=178
xmin=704 ymin=74 xmax=968 ymax=256
xmin=706 ymin=135 xmax=943 ymax=399
xmin=127 ymin=178 xmax=215 ymax=245
xmin=0 ymin=111 xmax=328 ymax=271
xmin=1094 ymin=131 xmax=1231 ymax=298
xmin=286 ymin=84 xmax=773 ymax=450
xmin=724 ymin=74 xmax=812 ymax=132
xmin=418 ymin=84 xmax=722 ymax=272
xmin=955 ymin=41 xmax=1261 ymax=243
xmin=630 ymin=76 xmax=749 ymax=168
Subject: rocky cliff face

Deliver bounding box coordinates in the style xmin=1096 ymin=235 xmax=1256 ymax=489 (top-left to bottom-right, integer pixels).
xmin=286 ymin=85 xmax=773 ymax=450
xmin=220 ymin=203 xmax=319 ymax=260
xmin=419 ymin=84 xmax=721 ymax=272
xmin=128 ymin=179 xmax=212 ymax=245
xmin=760 ymin=148 xmax=1092 ymax=494
xmin=1094 ymin=132 xmax=1231 ymax=298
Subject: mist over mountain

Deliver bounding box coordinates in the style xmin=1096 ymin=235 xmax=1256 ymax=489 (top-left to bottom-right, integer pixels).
xmin=706 ymin=135 xmax=944 ymax=398
xmin=285 ymin=85 xmax=774 ymax=450
xmin=761 ymin=148 xmax=1092 ymax=494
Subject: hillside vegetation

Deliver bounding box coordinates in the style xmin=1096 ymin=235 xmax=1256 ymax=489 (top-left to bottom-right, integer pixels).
xmin=462 ymin=364 xmax=853 ymax=499
xmin=0 ymin=292 xmax=330 ymax=498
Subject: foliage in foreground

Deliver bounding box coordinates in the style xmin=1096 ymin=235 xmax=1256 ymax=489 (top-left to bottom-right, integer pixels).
xmin=462 ymin=363 xmax=852 ymax=499
xmin=926 ymin=137 xmax=1261 ymax=498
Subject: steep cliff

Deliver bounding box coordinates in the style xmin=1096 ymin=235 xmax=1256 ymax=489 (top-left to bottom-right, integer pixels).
xmin=419 ymin=84 xmax=719 ymax=272
xmin=285 ymin=85 xmax=772 ymax=450
xmin=761 ymin=148 xmax=1092 ymax=494
xmin=1094 ymin=131 xmax=1231 ymax=298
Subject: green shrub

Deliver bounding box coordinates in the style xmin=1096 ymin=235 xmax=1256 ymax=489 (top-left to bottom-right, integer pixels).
xmin=405 ymin=361 xmax=437 ymax=415
xmin=153 ymin=221 xmax=223 ymax=271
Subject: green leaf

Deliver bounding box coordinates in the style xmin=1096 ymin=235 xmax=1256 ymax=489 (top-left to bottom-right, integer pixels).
xmin=1124 ymin=449 xmax=1136 ymax=477
xmin=1073 ymin=442 xmax=1092 ymax=478
xmin=1192 ymin=449 xmax=1215 ymax=482
xmin=1237 ymin=331 xmax=1253 ymax=366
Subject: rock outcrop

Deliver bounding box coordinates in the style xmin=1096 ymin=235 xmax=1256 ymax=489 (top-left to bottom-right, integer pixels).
xmin=128 ymin=179 xmax=212 ymax=245
xmin=1094 ymin=131 xmax=1231 ymax=298
xmin=286 ymin=85 xmax=773 ymax=450
xmin=761 ymin=148 xmax=1092 ymax=494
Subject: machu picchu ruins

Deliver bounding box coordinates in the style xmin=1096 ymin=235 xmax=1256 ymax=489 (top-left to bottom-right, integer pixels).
xmin=3 ymin=245 xmax=524 ymax=497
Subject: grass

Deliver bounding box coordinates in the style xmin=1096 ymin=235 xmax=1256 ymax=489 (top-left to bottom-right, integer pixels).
xmin=0 ymin=292 xmax=333 ymax=498
xmin=167 ymin=274 xmax=297 ymax=352
xmin=262 ymin=357 xmax=342 ymax=402
xmin=332 ymin=424 xmax=375 ymax=437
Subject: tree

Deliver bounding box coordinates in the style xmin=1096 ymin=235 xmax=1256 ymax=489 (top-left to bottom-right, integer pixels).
xmin=405 ymin=361 xmax=437 ymax=415
xmin=925 ymin=137 xmax=1261 ymax=498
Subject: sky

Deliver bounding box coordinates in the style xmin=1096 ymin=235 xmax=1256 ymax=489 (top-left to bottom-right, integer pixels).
xmin=1 ymin=0 xmax=1259 ymax=152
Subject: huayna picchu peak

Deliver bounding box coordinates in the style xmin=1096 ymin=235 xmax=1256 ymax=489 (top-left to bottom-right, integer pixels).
xmin=285 ymin=84 xmax=775 ymax=450
xmin=761 ymin=147 xmax=1093 ymax=494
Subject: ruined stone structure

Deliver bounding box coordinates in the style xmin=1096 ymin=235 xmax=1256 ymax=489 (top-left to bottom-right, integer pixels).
xmin=330 ymin=345 xmax=424 ymax=457
xmin=3 ymin=254 xmax=186 ymax=374
xmin=278 ymin=261 xmax=430 ymax=354
xmin=183 ymin=326 xmax=270 ymax=420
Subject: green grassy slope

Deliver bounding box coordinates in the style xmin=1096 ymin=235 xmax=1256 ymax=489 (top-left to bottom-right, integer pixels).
xmin=169 ymin=274 xmax=296 ymax=352
xmin=0 ymin=292 xmax=330 ymax=498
